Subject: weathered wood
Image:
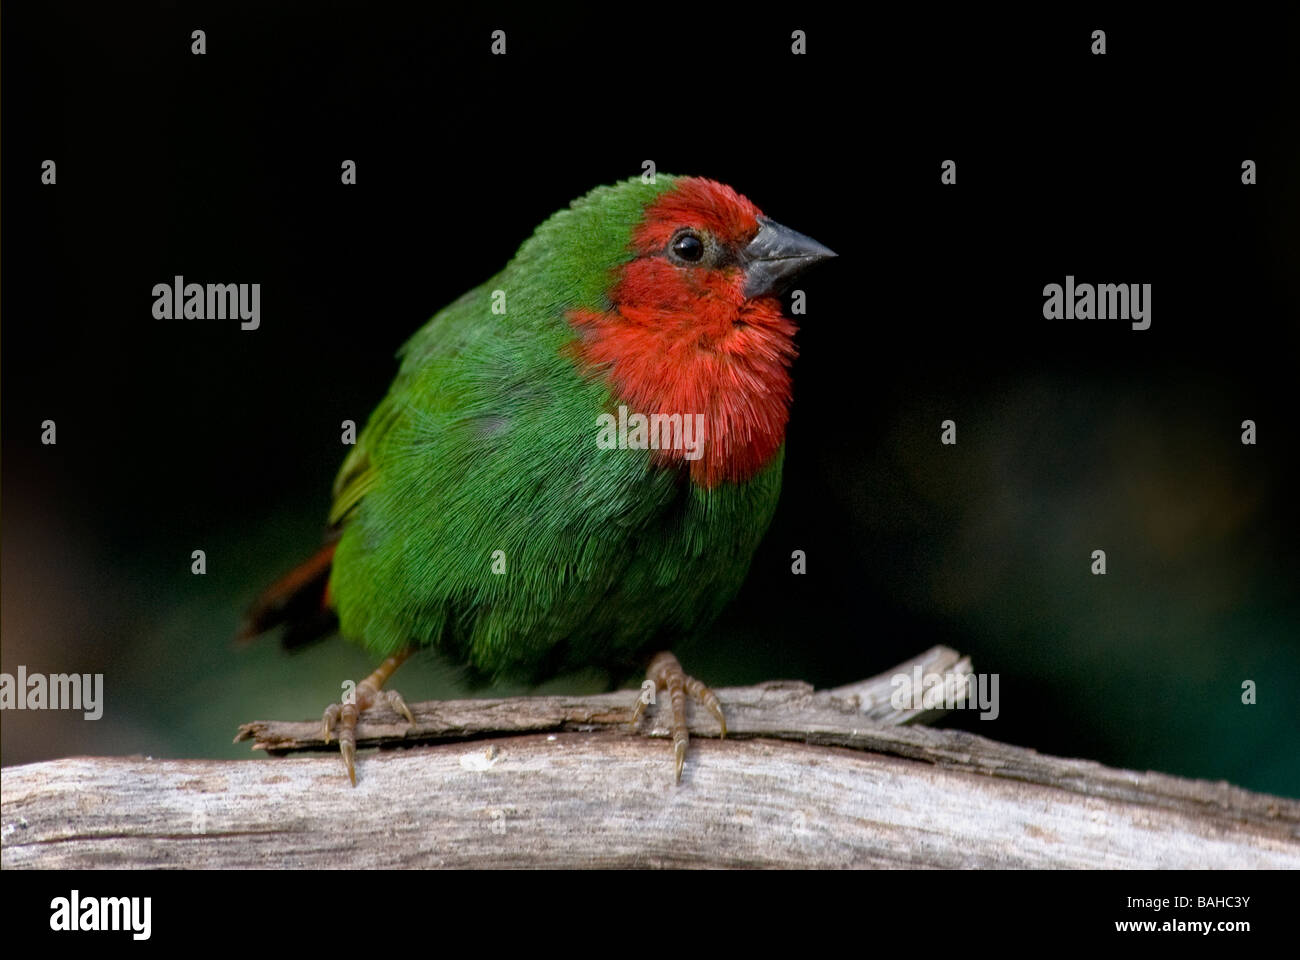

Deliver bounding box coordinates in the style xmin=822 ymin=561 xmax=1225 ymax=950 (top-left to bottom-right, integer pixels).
xmin=232 ymin=644 xmax=975 ymax=751
xmin=3 ymin=647 xmax=1297 ymax=869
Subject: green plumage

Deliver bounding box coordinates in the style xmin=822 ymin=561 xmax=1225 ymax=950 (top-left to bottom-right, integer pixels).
xmin=327 ymin=176 xmax=784 ymax=683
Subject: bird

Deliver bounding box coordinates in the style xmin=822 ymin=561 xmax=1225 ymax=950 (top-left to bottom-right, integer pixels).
xmin=238 ymin=174 xmax=835 ymax=784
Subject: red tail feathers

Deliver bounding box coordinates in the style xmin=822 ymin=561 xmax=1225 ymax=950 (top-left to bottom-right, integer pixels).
xmin=236 ymin=541 xmax=339 ymax=649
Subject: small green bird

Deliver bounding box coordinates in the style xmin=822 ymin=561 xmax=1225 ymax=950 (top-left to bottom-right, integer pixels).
xmin=240 ymin=175 xmax=834 ymax=783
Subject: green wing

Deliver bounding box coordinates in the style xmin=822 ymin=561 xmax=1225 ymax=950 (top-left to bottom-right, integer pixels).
xmin=327 ymin=286 xmax=483 ymax=528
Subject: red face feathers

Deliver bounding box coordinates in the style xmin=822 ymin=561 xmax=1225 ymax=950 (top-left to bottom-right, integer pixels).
xmin=569 ymin=177 xmax=833 ymax=488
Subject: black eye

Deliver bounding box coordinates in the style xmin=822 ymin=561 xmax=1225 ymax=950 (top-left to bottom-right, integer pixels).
xmin=670 ymin=231 xmax=705 ymax=264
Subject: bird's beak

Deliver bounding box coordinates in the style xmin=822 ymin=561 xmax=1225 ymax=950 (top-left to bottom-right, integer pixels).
xmin=742 ymin=216 xmax=837 ymax=298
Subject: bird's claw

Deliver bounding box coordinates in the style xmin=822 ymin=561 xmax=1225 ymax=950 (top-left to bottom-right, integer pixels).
xmin=383 ymin=689 xmax=415 ymax=726
xmin=318 ymin=652 xmax=415 ymax=786
xmin=632 ymin=651 xmax=726 ymax=784
xmin=340 ymin=739 xmax=356 ymax=786
xmin=322 ymin=702 xmax=340 ymax=743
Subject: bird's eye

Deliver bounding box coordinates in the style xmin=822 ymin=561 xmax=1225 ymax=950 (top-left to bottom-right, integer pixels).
xmin=669 ymin=230 xmax=705 ymax=264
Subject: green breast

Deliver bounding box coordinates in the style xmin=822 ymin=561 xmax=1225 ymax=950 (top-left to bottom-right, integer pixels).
xmin=328 ymin=282 xmax=785 ymax=681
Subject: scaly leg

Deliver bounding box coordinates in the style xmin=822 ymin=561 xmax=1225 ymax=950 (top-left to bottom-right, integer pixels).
xmin=322 ymin=649 xmax=415 ymax=785
xmin=630 ymin=651 xmax=726 ymax=784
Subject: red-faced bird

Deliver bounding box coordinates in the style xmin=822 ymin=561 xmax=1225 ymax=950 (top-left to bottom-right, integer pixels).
xmin=240 ymin=175 xmax=835 ymax=784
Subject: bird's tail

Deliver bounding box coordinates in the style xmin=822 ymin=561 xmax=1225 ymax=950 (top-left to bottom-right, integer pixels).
xmin=236 ymin=540 xmax=339 ymax=649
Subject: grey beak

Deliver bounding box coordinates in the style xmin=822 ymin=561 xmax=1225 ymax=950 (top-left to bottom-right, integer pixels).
xmin=742 ymin=216 xmax=837 ymax=298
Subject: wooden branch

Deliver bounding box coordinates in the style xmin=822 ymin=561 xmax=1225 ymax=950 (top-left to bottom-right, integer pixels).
xmin=232 ymin=644 xmax=974 ymax=752
xmin=3 ymin=647 xmax=1297 ymax=869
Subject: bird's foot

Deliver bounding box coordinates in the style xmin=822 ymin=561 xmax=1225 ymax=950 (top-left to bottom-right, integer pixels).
xmin=630 ymin=651 xmax=726 ymax=784
xmin=321 ymin=650 xmax=414 ymax=785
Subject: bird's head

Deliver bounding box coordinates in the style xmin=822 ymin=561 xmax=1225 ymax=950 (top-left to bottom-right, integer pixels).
xmin=553 ymin=176 xmax=835 ymax=487
xmin=617 ymin=176 xmax=836 ymax=304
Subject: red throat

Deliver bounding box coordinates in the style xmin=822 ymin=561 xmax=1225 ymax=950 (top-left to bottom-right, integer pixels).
xmin=567 ymin=179 xmax=798 ymax=488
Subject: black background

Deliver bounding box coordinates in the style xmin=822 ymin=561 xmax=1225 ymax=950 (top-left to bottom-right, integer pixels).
xmin=3 ymin=5 xmax=1298 ymax=797
xmin=2 ymin=868 xmax=1291 ymax=945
